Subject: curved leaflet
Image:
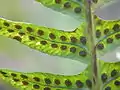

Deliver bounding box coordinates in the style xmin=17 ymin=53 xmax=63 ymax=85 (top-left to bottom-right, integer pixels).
xmin=95 ymin=16 xmax=120 ymax=57
xmin=35 ymin=0 xmax=85 ymax=22
xmin=0 ymin=68 xmax=90 ymax=90
xmin=99 ymin=60 xmax=120 ymax=90
xmin=0 ymin=18 xmax=90 ymax=64
xmin=0 ymin=60 xmax=119 ymax=90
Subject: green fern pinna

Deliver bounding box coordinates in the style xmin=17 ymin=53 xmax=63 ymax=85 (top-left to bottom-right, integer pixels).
xmin=0 ymin=0 xmax=120 ymax=90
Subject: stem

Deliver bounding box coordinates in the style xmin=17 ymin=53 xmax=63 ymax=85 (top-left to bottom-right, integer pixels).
xmin=84 ymin=0 xmax=100 ymax=90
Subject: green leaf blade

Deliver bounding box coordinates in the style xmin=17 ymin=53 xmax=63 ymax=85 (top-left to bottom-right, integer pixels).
xmin=0 ymin=68 xmax=90 ymax=90
xmin=35 ymin=0 xmax=85 ymax=22
xmin=95 ymin=16 xmax=120 ymax=57
xmin=99 ymin=60 xmax=120 ymax=90
xmin=103 ymin=77 xmax=120 ymax=90
xmin=0 ymin=18 xmax=90 ymax=64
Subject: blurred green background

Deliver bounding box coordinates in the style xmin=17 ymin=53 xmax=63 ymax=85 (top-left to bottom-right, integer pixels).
xmin=0 ymin=0 xmax=120 ymax=90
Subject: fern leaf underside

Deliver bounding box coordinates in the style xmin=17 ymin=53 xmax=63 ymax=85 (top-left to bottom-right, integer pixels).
xmin=0 ymin=0 xmax=120 ymax=90
xmin=95 ymin=17 xmax=120 ymax=57
xmin=0 ymin=68 xmax=89 ymax=90
xmin=35 ymin=0 xmax=85 ymax=21
xmin=0 ymin=18 xmax=91 ymax=63
xmin=0 ymin=60 xmax=119 ymax=90
xmin=35 ymin=0 xmax=120 ymax=58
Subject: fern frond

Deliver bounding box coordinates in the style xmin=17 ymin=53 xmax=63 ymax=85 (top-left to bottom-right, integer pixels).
xmin=0 ymin=18 xmax=90 ymax=63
